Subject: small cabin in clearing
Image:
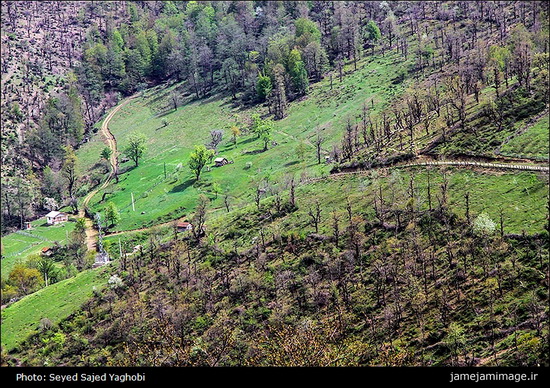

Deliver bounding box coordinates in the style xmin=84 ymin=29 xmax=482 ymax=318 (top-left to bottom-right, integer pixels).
xmin=45 ymin=211 xmax=68 ymax=225
xmin=214 ymin=157 xmax=229 ymax=167
xmin=41 ymin=247 xmax=53 ymax=256
xmin=177 ymin=220 xmax=193 ymax=232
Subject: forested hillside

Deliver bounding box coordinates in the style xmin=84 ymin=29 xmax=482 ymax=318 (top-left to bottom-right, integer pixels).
xmin=1 ymin=0 xmax=548 ymax=369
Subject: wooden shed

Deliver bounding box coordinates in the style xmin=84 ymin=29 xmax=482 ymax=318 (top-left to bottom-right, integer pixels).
xmin=177 ymin=220 xmax=193 ymax=232
xmin=214 ymin=157 xmax=229 ymax=167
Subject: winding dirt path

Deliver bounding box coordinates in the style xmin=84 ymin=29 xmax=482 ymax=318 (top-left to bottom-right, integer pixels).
xmin=79 ymin=95 xmax=137 ymax=251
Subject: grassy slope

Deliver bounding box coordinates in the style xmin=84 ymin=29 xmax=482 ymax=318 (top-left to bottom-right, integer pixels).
xmin=2 ymin=52 xmax=411 ymax=355
xmin=6 ymin=167 xmax=547 ymax=366
xmin=1 ymin=217 xmax=77 ymax=278
xmin=1 ymin=264 xmax=111 ymax=351
xmin=5 ymin=48 xmax=547 ymax=363
xmin=306 ymin=168 xmax=549 ymax=235
xmin=210 ymin=168 xmax=549 ymax=252
xmin=76 ymin=51 xmax=413 ymax=232
xmin=500 ymin=113 xmax=549 ymax=161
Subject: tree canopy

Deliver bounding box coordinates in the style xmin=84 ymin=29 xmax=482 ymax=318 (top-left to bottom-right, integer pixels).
xmin=189 ymin=144 xmax=215 ymax=181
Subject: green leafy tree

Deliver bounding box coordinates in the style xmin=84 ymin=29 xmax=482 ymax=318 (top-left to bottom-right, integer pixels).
xmin=212 ymin=182 xmax=222 ymax=199
xmin=294 ymin=17 xmax=322 ymax=48
xmin=256 ymin=72 xmax=273 ymax=102
xmin=104 ymin=45 xmax=126 ymax=88
xmin=66 ymin=74 xmax=85 ymax=144
xmin=135 ymin=30 xmax=153 ymax=76
xmin=152 ymin=30 xmax=176 ymax=80
xmin=365 ymin=20 xmax=381 ymax=55
xmin=120 ymin=48 xmax=146 ymax=94
xmin=251 ymin=114 xmax=274 ymax=151
xmin=101 ymin=147 xmax=112 ymax=161
xmin=124 ymin=133 xmax=147 ymax=167
xmin=68 ymin=218 xmax=87 ymax=270
xmin=288 ymin=48 xmax=309 ymax=96
xmin=230 ymin=125 xmax=241 ymax=145
xmin=260 ymin=128 xmax=273 ymax=151
xmin=36 ymin=256 xmax=57 ymax=287
xmin=62 ymin=146 xmax=79 ymax=212
xmin=444 ymin=322 xmax=466 ymax=366
xmin=1 ymin=284 xmax=17 ymax=305
xmin=296 ymin=141 xmax=308 ymax=162
xmin=189 ymin=145 xmax=215 ymax=181
xmin=8 ymin=265 xmax=43 ymax=296
xmin=488 ymin=45 xmax=508 ymax=97
xmin=104 ymin=202 xmax=121 ymax=227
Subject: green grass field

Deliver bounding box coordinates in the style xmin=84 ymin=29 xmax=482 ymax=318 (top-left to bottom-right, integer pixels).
xmin=210 ymin=168 xmax=549 ymax=251
xmin=500 ymin=114 xmax=549 ymax=161
xmin=1 ymin=264 xmax=112 ymax=351
xmin=76 ymin=51 xmax=413 ymax=232
xmin=1 ymin=217 xmax=77 ymax=278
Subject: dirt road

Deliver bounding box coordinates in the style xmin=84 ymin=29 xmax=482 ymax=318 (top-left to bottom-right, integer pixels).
xmin=79 ymin=95 xmax=137 ymax=251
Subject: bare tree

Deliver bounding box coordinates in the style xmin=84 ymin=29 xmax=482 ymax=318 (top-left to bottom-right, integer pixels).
xmin=314 ymin=126 xmax=325 ymax=164
xmin=208 ymin=130 xmax=224 ymax=152
xmin=192 ymin=194 xmax=209 ymax=241
xmin=307 ymin=200 xmax=322 ymax=233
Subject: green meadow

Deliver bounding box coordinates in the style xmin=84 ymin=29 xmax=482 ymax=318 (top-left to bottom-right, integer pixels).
xmin=1 ymin=264 xmax=111 ymax=351
xmin=210 ymin=168 xmax=549 ymax=251
xmin=76 ymin=51 xmax=413 ymax=232
xmin=500 ymin=113 xmax=549 ymax=161
xmin=1 ymin=217 xmax=77 ymax=278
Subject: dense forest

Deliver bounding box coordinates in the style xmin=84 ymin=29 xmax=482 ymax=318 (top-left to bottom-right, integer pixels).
xmin=1 ymin=0 xmax=548 ymax=369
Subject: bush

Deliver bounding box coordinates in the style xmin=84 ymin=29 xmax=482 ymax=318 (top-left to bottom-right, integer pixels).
xmin=473 ymin=213 xmax=496 ymax=236
xmin=39 ymin=318 xmax=53 ymax=332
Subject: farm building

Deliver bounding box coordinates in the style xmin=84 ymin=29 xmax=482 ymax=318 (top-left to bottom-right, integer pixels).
xmin=214 ymin=157 xmax=229 ymax=167
xmin=41 ymin=247 xmax=53 ymax=256
xmin=177 ymin=220 xmax=193 ymax=232
xmin=45 ymin=211 xmax=68 ymax=225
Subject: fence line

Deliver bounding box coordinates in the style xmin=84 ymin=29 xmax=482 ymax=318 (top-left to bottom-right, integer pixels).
xmin=304 ymin=159 xmax=549 ymax=184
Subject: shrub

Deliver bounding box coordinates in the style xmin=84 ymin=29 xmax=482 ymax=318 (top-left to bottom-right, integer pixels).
xmin=108 ymin=275 xmax=124 ymax=290
xmin=39 ymin=318 xmax=53 ymax=332
xmin=473 ymin=213 xmax=496 ymax=236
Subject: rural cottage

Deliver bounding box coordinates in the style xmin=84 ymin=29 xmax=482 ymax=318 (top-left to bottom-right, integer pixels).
xmin=45 ymin=211 xmax=68 ymax=225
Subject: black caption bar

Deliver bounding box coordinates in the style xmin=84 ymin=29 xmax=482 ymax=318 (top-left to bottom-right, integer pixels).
xmin=1 ymin=367 xmax=548 ymax=386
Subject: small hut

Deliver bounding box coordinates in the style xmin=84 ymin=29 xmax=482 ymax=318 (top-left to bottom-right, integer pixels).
xmin=177 ymin=220 xmax=193 ymax=232
xmin=214 ymin=157 xmax=229 ymax=167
